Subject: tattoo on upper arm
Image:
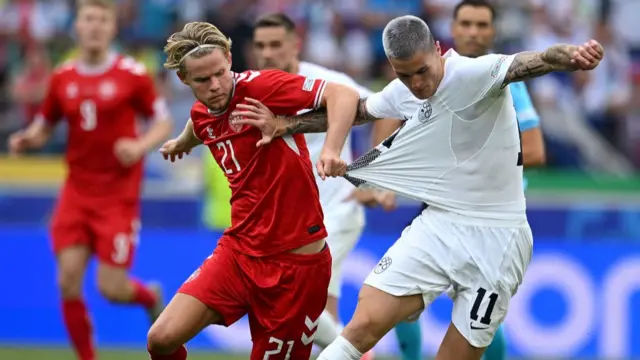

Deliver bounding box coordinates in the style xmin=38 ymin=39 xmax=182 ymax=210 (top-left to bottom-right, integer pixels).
xmin=502 ymin=44 xmax=579 ymax=88
xmin=284 ymin=108 xmax=329 ymax=135
xmin=354 ymin=98 xmax=384 ymax=125
xmin=283 ymin=98 xmax=383 ymax=135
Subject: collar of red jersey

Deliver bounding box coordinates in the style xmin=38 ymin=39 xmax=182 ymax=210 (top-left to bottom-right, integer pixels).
xmin=75 ymin=51 xmax=118 ymax=76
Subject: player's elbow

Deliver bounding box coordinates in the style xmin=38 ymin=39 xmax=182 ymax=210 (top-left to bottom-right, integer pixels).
xmin=523 ymin=146 xmax=546 ymax=166
xmin=521 ymin=128 xmax=546 ymax=167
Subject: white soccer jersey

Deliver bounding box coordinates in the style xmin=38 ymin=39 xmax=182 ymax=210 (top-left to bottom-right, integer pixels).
xmin=298 ymin=61 xmax=373 ymax=232
xmin=347 ymin=50 xmax=526 ymax=223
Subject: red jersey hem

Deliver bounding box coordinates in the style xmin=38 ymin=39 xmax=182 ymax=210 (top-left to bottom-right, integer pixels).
xmin=219 ymin=229 xmax=328 ymax=258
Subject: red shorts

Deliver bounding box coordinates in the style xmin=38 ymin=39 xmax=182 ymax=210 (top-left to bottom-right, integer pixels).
xmin=50 ymin=187 xmax=140 ymax=268
xmin=179 ymin=239 xmax=332 ymax=360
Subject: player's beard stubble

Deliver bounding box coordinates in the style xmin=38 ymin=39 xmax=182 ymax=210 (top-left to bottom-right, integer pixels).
xmin=205 ymin=78 xmax=235 ymax=112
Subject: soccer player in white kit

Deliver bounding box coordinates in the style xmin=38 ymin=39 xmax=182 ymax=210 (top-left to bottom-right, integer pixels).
xmin=251 ymin=13 xmax=381 ymax=355
xmin=232 ymin=15 xmax=604 ymax=360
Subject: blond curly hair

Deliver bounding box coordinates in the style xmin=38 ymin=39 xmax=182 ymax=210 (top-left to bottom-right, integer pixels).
xmin=164 ymin=22 xmax=232 ymax=74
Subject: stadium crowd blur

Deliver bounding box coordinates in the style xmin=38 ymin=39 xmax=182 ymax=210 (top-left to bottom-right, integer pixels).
xmin=1 ymin=0 xmax=639 ymax=171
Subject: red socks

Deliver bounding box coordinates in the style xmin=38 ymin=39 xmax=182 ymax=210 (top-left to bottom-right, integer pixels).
xmin=130 ymin=279 xmax=157 ymax=309
xmin=62 ymin=281 xmax=157 ymax=360
xmin=62 ymin=299 xmax=95 ymax=360
xmin=148 ymin=344 xmax=188 ymax=360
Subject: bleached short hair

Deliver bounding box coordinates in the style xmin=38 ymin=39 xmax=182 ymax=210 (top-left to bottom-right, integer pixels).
xmin=382 ymin=15 xmax=435 ymax=60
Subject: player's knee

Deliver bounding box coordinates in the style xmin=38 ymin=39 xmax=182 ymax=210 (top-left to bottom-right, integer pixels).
xmin=342 ymin=310 xmax=387 ymax=348
xmin=147 ymin=321 xmax=182 ymax=354
xmin=97 ymin=279 xmax=123 ymax=301
xmin=57 ymin=266 xmax=84 ymax=298
xmin=96 ymin=264 xmax=129 ymax=301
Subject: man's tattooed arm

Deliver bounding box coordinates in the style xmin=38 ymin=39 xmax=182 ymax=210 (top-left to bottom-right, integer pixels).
xmin=281 ymin=98 xmax=384 ymax=135
xmin=501 ymin=44 xmax=580 ymax=88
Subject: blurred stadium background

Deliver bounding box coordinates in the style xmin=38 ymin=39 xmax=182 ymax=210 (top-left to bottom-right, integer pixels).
xmin=1 ymin=0 xmax=640 ymax=359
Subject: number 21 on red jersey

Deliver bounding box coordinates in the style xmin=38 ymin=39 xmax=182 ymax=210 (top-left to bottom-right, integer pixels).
xmin=217 ymin=139 xmax=241 ymax=174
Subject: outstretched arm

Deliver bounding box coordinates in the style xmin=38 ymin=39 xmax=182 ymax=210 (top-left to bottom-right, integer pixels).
xmin=502 ymin=40 xmax=604 ymax=88
xmin=281 ymin=98 xmax=384 ymax=135
xmin=178 ymin=118 xmax=203 ymax=149
xmin=232 ymin=77 xmax=406 ymax=144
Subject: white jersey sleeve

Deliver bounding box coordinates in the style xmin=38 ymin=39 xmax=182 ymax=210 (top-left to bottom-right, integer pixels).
xmin=366 ymin=79 xmax=420 ymax=119
xmin=447 ymin=54 xmax=516 ymax=108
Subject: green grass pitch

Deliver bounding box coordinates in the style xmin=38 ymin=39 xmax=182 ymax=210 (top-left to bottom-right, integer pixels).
xmin=0 ymin=347 xmax=398 ymax=360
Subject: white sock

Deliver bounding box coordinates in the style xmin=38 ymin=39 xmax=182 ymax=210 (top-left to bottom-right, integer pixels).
xmin=314 ymin=310 xmax=340 ymax=348
xmin=317 ymin=335 xmax=363 ymax=360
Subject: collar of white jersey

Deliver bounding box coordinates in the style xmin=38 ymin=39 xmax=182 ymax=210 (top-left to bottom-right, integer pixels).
xmin=443 ymin=49 xmax=460 ymax=58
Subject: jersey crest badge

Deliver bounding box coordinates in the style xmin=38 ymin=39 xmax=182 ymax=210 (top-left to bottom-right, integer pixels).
xmin=229 ymin=114 xmax=244 ymax=133
xmin=418 ymin=102 xmax=432 ymax=123
xmin=99 ymin=80 xmax=116 ymax=99
xmin=66 ymin=83 xmax=78 ymax=99
xmin=374 ymin=256 xmax=392 ymax=274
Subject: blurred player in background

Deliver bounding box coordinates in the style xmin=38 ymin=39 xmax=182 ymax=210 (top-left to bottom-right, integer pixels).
xmin=371 ymin=2 xmax=546 ymax=360
xmin=252 ymin=12 xmax=381 ymax=358
xmin=6 ymin=1 xmax=173 ymax=360
xmin=150 ymin=22 xmax=360 ymax=360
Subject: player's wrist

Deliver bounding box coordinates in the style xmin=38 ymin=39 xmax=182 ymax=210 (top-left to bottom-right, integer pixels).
xmin=320 ymin=142 xmax=343 ymax=156
xmin=27 ymin=133 xmax=49 ymax=149
xmin=274 ymin=116 xmax=288 ymax=137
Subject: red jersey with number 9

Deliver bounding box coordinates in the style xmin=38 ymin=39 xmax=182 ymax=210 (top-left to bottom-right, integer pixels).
xmin=191 ymin=69 xmax=328 ymax=257
xmin=38 ymin=52 xmax=167 ymax=202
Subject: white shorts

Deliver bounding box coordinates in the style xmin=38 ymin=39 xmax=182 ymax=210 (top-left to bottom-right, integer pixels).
xmin=326 ymin=225 xmax=364 ymax=297
xmin=364 ymin=207 xmax=533 ymax=347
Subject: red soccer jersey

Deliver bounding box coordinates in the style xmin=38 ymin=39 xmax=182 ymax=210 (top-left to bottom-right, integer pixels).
xmin=38 ymin=53 xmax=166 ymax=202
xmin=191 ymin=69 xmax=328 ymax=256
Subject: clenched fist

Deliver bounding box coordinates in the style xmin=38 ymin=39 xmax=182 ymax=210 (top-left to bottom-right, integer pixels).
xmin=571 ymin=39 xmax=604 ymax=71
xmin=316 ymin=149 xmax=347 ymax=179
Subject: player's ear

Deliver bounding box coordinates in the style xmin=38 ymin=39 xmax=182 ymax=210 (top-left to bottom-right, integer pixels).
xmin=177 ymin=70 xmax=187 ymax=84
xmin=435 ymin=41 xmax=442 ymax=56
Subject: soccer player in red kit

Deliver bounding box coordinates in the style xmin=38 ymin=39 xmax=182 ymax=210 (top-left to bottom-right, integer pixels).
xmin=147 ymin=22 xmax=359 ymax=360
xmin=6 ymin=1 xmax=173 ymax=360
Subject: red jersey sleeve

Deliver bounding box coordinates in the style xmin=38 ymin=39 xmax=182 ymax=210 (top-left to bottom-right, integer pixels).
xmin=134 ymin=73 xmax=170 ymax=121
xmin=244 ymin=70 xmax=327 ymax=114
xmin=189 ymin=101 xmax=209 ymax=142
xmin=37 ymin=73 xmax=63 ymax=125
xmin=124 ymin=59 xmax=169 ymax=121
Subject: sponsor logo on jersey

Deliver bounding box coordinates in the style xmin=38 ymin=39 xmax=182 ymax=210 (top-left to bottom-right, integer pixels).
xmin=206 ymin=127 xmax=216 ymax=139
